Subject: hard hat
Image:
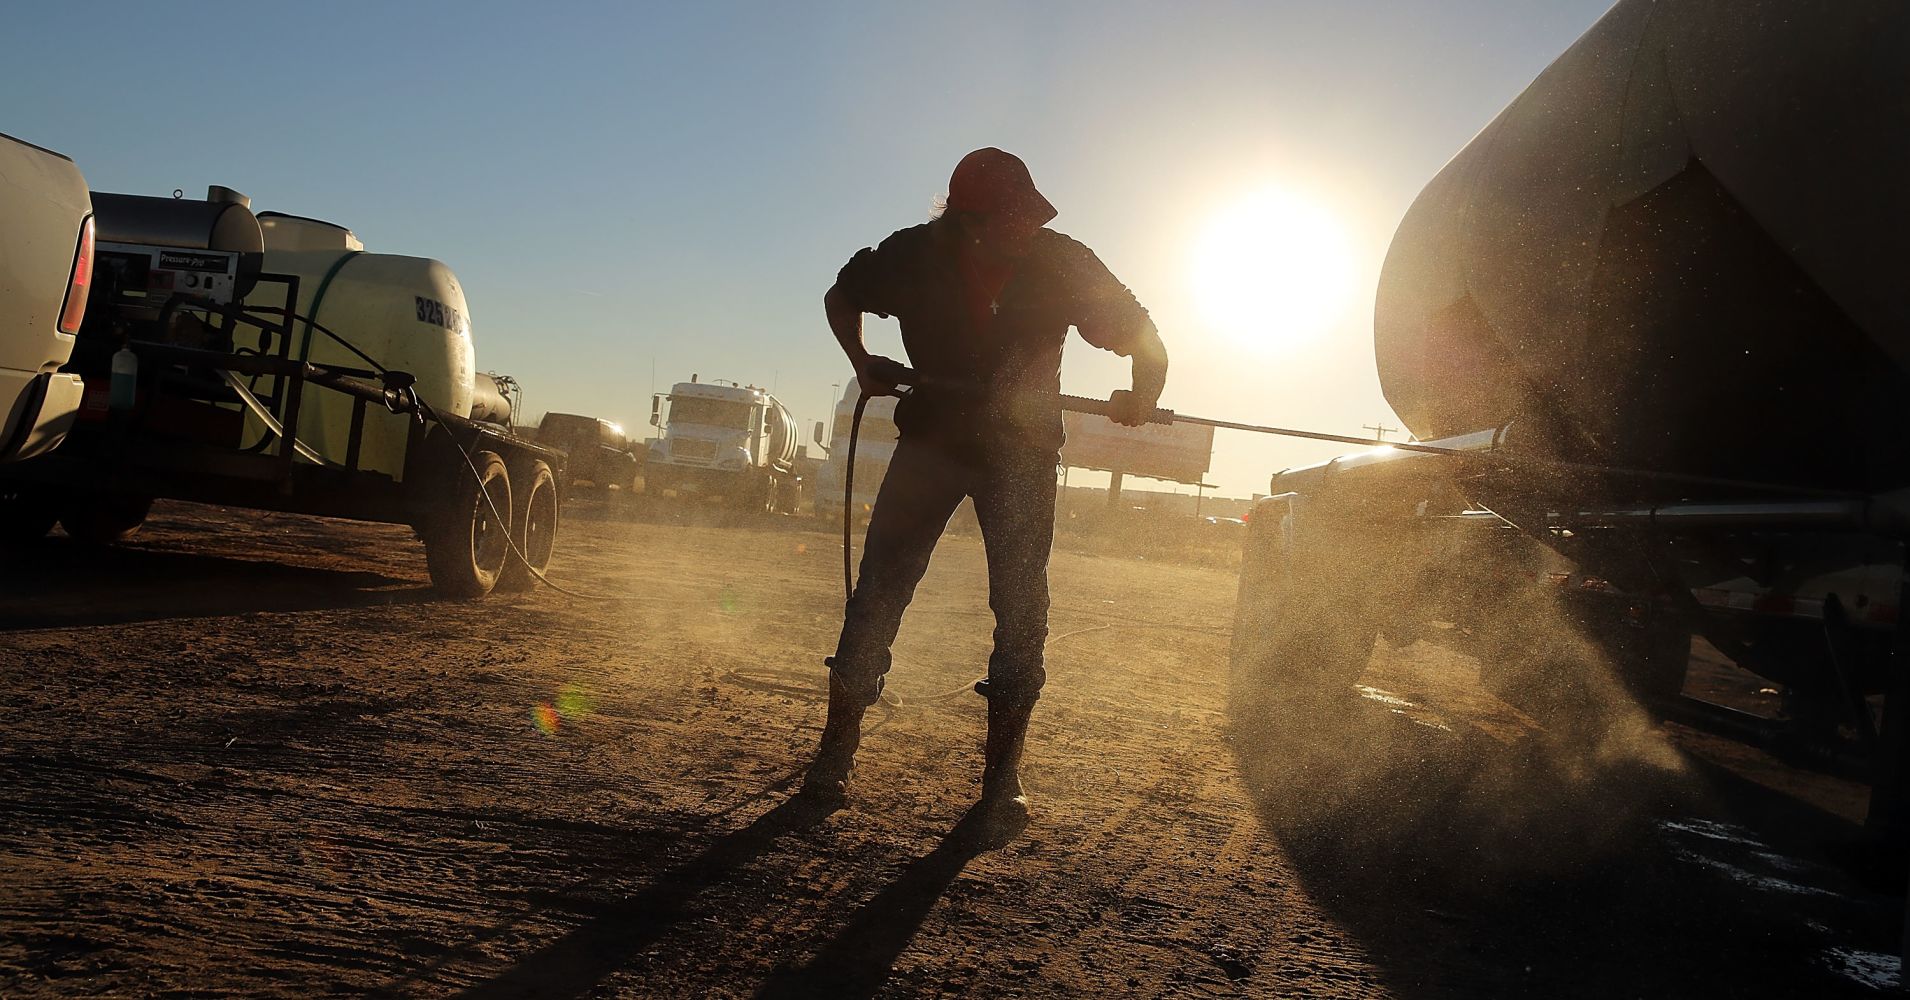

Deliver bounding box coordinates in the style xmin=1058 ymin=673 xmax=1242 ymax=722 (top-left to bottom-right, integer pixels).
xmin=946 ymin=148 xmax=1057 ymax=225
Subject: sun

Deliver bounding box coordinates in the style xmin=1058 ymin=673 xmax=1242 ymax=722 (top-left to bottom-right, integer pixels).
xmin=1191 ymin=188 xmax=1355 ymax=353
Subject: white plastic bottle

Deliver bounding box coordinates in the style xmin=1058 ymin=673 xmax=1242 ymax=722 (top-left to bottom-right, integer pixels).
xmin=109 ymin=345 xmax=138 ymax=411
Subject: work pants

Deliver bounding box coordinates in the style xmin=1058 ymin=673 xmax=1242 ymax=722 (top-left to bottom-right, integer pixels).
xmin=829 ymin=436 xmax=1058 ymax=708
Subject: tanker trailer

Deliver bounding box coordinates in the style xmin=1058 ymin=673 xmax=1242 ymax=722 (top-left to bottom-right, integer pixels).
xmin=645 ymin=378 xmax=801 ymax=512
xmin=1231 ymin=0 xmax=1910 ymax=833
xmin=0 ymin=185 xmax=564 ymax=597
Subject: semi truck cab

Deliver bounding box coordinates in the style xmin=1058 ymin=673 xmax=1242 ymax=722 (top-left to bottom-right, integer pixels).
xmin=646 ymin=379 xmax=799 ymax=511
xmin=651 ymin=383 xmax=759 ymax=472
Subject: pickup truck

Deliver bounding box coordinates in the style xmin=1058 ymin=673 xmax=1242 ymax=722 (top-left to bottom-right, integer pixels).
xmin=0 ymin=131 xmax=92 ymax=466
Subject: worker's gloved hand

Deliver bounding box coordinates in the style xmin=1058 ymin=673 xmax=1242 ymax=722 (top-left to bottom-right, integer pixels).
xmin=855 ymin=355 xmax=910 ymax=398
xmin=1108 ymin=389 xmax=1155 ymax=427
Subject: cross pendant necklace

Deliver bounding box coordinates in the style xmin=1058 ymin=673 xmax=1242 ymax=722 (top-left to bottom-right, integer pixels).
xmin=963 ymin=247 xmax=1007 ymax=319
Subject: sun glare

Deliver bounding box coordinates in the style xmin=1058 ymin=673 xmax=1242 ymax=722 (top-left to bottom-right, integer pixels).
xmin=1191 ymin=188 xmax=1355 ymax=354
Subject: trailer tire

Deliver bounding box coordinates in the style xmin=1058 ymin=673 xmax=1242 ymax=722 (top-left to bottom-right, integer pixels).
xmin=59 ymin=494 xmax=153 ymax=546
xmin=1229 ymin=502 xmax=1384 ymax=709
xmin=424 ymin=449 xmax=512 ymax=599
xmin=0 ymin=488 xmax=61 ymax=546
xmin=497 ymin=458 xmax=558 ymax=592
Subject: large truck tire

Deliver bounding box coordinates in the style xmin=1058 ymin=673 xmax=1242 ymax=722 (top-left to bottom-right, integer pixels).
xmin=59 ymin=494 xmax=153 ymax=546
xmin=0 ymin=487 xmax=61 ymax=546
xmin=497 ymin=458 xmax=558 ymax=593
xmin=1229 ymin=500 xmax=1386 ymax=710
xmin=423 ymin=449 xmax=512 ymax=599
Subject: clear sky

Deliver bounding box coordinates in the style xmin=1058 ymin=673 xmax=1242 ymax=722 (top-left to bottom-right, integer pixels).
xmin=5 ymin=0 xmax=1615 ymax=497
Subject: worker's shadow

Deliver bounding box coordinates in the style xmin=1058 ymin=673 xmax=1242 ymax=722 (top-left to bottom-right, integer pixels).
xmin=751 ymin=807 xmax=1004 ymax=1000
xmin=451 ymin=792 xmax=844 ymax=1000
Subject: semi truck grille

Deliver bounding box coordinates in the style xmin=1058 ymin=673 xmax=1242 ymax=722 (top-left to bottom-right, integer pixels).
xmin=672 ymin=440 xmax=717 ymax=463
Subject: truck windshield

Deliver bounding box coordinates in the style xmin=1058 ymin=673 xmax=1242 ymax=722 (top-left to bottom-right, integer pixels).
xmin=670 ymin=397 xmax=752 ymax=430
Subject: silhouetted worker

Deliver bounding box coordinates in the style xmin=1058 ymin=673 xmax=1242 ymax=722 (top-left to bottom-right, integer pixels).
xmin=807 ymin=148 xmax=1169 ymax=838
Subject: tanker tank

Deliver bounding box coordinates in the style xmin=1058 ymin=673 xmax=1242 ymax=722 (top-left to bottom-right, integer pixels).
xmin=240 ymin=248 xmax=476 ymax=479
xmin=1373 ymin=0 xmax=1910 ymax=496
xmin=468 ymin=372 xmax=516 ymax=427
xmin=764 ymin=396 xmax=799 ymax=472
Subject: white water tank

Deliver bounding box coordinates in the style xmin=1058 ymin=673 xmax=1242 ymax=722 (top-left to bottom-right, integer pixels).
xmin=242 ymin=249 xmax=476 ymax=479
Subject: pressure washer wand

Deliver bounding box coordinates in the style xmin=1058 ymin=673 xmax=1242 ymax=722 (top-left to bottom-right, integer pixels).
xmin=869 ymin=357 xmax=1409 ymax=451
xmin=1057 ymin=393 xmax=1440 ymax=453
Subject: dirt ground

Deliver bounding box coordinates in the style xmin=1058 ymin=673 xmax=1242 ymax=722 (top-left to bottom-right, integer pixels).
xmin=0 ymin=498 xmax=1904 ymax=998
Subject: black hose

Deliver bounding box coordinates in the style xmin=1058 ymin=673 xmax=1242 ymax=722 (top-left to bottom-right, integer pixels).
xmin=237 ymin=303 xmax=388 ymax=376
xmin=842 ymin=391 xmax=871 ymax=601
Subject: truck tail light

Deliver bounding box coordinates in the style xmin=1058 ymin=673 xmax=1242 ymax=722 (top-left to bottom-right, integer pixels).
xmin=57 ymin=215 xmax=94 ymax=335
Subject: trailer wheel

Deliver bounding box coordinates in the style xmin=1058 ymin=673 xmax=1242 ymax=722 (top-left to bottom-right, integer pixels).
xmin=0 ymin=488 xmax=61 ymax=546
xmin=497 ymin=459 xmax=558 ymax=593
xmin=1230 ymin=501 xmax=1385 ymax=708
xmin=59 ymin=494 xmax=153 ymax=546
xmin=424 ymin=449 xmax=512 ymax=599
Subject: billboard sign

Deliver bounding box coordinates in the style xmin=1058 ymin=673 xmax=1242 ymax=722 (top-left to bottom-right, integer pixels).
xmin=1061 ymin=410 xmax=1214 ymax=485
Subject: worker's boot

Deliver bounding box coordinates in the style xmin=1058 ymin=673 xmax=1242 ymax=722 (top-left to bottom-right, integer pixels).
xmin=968 ymin=696 xmax=1035 ymax=846
xmin=801 ymin=673 xmax=867 ymax=799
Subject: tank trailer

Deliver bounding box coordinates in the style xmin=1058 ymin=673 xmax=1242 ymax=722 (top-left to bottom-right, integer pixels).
xmin=0 ymin=185 xmax=564 ymax=598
